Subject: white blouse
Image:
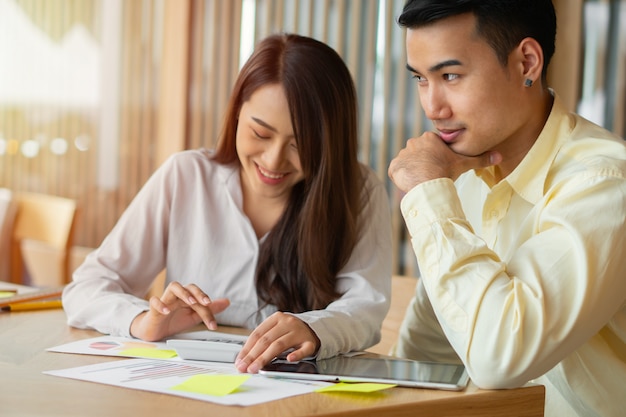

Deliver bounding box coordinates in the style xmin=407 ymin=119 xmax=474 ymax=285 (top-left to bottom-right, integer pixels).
xmin=63 ymin=149 xmax=393 ymax=359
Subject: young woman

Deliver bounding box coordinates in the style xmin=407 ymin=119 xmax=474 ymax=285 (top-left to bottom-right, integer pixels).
xmin=63 ymin=33 xmax=393 ymax=374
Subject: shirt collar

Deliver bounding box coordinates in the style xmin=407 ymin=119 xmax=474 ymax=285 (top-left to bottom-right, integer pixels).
xmin=476 ymin=91 xmax=574 ymax=204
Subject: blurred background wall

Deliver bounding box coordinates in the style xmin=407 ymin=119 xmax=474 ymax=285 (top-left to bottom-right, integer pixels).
xmin=0 ymin=0 xmax=624 ymax=276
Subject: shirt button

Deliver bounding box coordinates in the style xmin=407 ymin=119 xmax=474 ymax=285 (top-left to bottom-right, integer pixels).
xmin=408 ymin=209 xmax=418 ymax=218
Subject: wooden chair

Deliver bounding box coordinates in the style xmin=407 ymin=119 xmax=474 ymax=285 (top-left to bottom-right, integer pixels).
xmin=10 ymin=192 xmax=77 ymax=287
xmin=0 ymin=188 xmax=18 ymax=281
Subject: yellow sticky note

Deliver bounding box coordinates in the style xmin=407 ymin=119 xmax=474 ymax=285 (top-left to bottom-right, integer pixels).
xmin=118 ymin=348 xmax=178 ymax=359
xmin=0 ymin=291 xmax=17 ymax=298
xmin=171 ymin=374 xmax=251 ymax=396
xmin=315 ymin=382 xmax=396 ymax=393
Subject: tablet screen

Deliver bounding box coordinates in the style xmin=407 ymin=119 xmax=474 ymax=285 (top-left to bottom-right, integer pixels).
xmin=260 ymin=355 xmax=469 ymax=390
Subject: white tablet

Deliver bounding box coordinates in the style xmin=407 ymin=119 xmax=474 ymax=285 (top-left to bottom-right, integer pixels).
xmin=259 ymin=356 xmax=470 ymax=390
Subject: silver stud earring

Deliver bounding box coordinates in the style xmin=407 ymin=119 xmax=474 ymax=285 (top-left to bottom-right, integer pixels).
xmin=524 ymin=78 xmax=533 ymax=87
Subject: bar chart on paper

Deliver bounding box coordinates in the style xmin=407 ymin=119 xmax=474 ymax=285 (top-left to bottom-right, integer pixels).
xmin=114 ymin=360 xmax=227 ymax=383
xmin=44 ymin=358 xmax=328 ymax=406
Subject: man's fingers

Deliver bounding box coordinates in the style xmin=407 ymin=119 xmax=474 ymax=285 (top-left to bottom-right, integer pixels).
xmin=458 ymin=150 xmax=502 ymax=176
xmin=489 ymin=151 xmax=502 ymax=165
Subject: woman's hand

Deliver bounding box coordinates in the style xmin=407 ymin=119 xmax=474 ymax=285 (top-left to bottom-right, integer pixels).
xmin=234 ymin=312 xmax=320 ymax=373
xmin=130 ymin=282 xmax=230 ymax=341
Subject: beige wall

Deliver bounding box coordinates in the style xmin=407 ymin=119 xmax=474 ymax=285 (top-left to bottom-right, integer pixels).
xmin=550 ymin=0 xmax=584 ymax=111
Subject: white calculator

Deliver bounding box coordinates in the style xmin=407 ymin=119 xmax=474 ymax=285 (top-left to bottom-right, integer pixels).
xmin=167 ymin=337 xmax=245 ymax=363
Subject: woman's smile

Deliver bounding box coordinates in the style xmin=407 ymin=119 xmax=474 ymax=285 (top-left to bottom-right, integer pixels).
xmin=256 ymin=163 xmax=289 ymax=184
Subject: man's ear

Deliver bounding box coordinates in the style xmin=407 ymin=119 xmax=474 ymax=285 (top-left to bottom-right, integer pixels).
xmin=516 ymin=37 xmax=544 ymax=85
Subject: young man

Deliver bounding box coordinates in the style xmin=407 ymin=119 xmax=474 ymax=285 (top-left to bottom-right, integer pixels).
xmin=388 ymin=1 xmax=626 ymax=416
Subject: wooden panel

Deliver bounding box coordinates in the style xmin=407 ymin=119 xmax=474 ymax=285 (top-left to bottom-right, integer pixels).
xmin=187 ymin=0 xmax=206 ymax=151
xmin=186 ymin=0 xmax=243 ymax=151
xmin=156 ymin=0 xmax=191 ymax=165
xmin=550 ymin=0 xmax=584 ymax=112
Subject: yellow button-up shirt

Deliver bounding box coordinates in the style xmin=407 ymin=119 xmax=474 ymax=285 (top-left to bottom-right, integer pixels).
xmin=395 ymin=94 xmax=626 ymax=417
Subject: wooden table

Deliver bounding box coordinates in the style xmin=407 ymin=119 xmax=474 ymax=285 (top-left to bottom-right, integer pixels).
xmin=0 ymin=308 xmax=544 ymax=417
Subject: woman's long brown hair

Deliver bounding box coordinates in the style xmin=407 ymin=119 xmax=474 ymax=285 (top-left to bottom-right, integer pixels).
xmin=213 ymin=33 xmax=362 ymax=313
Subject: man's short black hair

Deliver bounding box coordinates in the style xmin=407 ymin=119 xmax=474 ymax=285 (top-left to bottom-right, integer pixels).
xmin=398 ymin=0 xmax=557 ymax=77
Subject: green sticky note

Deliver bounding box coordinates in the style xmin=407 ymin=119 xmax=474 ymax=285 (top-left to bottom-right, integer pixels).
xmin=118 ymin=348 xmax=178 ymax=359
xmin=171 ymin=374 xmax=251 ymax=396
xmin=315 ymin=382 xmax=396 ymax=393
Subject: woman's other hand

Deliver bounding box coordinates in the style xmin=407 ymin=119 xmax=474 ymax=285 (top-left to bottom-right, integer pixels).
xmin=234 ymin=312 xmax=320 ymax=373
